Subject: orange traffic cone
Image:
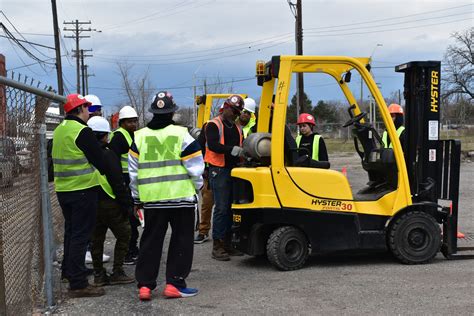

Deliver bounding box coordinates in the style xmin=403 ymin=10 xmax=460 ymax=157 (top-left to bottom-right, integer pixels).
xmin=342 ymin=166 xmax=347 ymax=177
xmin=457 ymin=231 xmax=465 ymax=239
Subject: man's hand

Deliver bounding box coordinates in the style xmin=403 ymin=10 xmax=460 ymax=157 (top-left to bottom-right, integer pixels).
xmin=133 ymin=204 xmax=143 ymax=219
xmin=231 ymin=146 xmax=244 ymax=157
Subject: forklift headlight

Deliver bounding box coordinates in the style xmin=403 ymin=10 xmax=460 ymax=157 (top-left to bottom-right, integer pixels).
xmin=256 ymin=60 xmax=266 ymax=76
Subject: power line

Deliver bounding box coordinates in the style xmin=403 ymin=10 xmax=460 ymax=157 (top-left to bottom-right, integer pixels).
xmin=101 ymin=0 xmax=215 ymax=31
xmin=0 ymin=10 xmax=52 ymax=59
xmin=0 ymin=34 xmax=55 ymax=50
xmin=305 ymin=17 xmax=471 ymax=38
xmin=93 ymin=3 xmax=470 ymax=60
xmin=90 ymin=76 xmax=255 ymax=91
xmin=304 ymin=3 xmax=472 ymax=31
xmin=305 ymin=11 xmax=471 ymax=35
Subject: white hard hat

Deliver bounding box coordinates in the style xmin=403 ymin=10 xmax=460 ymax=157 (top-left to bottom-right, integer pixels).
xmin=87 ymin=116 xmax=111 ymax=133
xmin=84 ymin=94 xmax=102 ymax=106
xmin=119 ymin=105 xmax=138 ymax=120
xmin=243 ymin=98 xmax=257 ymax=113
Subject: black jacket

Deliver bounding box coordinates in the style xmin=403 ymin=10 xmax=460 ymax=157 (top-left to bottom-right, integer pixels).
xmin=99 ymin=144 xmax=133 ymax=211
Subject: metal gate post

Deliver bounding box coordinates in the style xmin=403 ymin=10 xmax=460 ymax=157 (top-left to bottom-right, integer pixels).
xmin=39 ymin=123 xmax=55 ymax=309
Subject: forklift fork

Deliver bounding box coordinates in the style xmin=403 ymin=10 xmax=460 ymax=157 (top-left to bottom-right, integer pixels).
xmin=439 ymin=140 xmax=474 ymax=259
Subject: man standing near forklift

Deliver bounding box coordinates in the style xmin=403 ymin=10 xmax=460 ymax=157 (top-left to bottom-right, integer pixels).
xmin=237 ymin=97 xmax=257 ymax=139
xmin=382 ymin=103 xmax=406 ymax=150
xmin=205 ymin=95 xmax=245 ymax=261
xmin=295 ymin=113 xmax=329 ymax=162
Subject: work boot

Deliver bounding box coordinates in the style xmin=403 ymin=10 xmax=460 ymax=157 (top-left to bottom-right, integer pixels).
xmin=110 ymin=270 xmax=135 ymax=285
xmin=93 ymin=269 xmax=110 ymax=287
xmin=68 ymin=285 xmax=105 ymax=298
xmin=212 ymin=239 xmax=230 ymax=261
xmin=224 ymin=235 xmax=244 ymax=256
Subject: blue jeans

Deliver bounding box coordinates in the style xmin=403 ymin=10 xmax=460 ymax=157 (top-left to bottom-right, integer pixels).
xmin=209 ymin=166 xmax=233 ymax=240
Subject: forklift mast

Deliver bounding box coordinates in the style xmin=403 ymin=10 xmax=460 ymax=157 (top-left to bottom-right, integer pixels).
xmin=395 ymin=61 xmax=441 ymax=202
xmin=397 ymin=61 xmax=472 ymax=259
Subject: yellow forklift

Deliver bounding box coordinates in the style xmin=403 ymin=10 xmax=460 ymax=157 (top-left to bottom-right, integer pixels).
xmin=231 ymin=56 xmax=473 ymax=270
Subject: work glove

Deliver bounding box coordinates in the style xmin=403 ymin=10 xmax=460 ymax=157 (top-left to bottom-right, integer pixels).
xmin=231 ymin=146 xmax=244 ymax=157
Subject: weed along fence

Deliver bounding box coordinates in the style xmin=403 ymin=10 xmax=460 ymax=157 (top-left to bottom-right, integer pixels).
xmin=0 ymin=72 xmax=66 ymax=315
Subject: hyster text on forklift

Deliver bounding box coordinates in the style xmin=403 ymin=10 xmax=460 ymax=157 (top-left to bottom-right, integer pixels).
xmin=230 ymin=55 xmax=473 ymax=271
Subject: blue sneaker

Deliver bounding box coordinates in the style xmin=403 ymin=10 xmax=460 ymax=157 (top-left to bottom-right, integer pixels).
xmin=163 ymin=284 xmax=198 ymax=298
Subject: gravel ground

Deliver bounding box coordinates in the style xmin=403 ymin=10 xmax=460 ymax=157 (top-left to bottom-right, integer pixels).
xmin=53 ymin=158 xmax=474 ymax=315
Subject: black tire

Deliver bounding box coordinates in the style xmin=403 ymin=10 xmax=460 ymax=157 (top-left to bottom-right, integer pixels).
xmin=266 ymin=226 xmax=309 ymax=271
xmin=388 ymin=211 xmax=441 ymax=264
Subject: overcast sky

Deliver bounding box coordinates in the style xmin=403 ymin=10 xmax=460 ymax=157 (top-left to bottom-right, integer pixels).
xmin=1 ymin=0 xmax=472 ymax=113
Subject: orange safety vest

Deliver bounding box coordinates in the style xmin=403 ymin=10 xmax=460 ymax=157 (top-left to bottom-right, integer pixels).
xmin=204 ymin=115 xmax=242 ymax=167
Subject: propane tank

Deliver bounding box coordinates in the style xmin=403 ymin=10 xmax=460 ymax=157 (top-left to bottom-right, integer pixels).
xmin=243 ymin=133 xmax=271 ymax=160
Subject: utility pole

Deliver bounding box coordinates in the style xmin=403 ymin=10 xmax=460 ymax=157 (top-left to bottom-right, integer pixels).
xmin=63 ymin=20 xmax=92 ymax=94
xmin=288 ymin=0 xmax=304 ymax=117
xmin=79 ymin=49 xmax=93 ymax=95
xmin=84 ymin=65 xmax=94 ymax=95
xmin=51 ymin=0 xmax=64 ymax=114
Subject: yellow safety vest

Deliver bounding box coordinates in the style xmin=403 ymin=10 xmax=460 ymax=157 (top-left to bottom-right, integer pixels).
xmin=52 ymin=120 xmax=99 ymax=192
xmin=134 ymin=125 xmax=195 ymax=202
xmin=382 ymin=126 xmax=405 ymax=148
xmin=296 ymin=134 xmax=321 ymax=161
xmin=111 ymin=127 xmax=133 ymax=174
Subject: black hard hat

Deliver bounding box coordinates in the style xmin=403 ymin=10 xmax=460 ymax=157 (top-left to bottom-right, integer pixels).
xmin=149 ymin=91 xmax=179 ymax=114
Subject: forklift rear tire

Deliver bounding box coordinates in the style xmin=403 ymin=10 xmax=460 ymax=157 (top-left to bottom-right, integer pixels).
xmin=388 ymin=210 xmax=441 ymax=264
xmin=266 ymin=226 xmax=309 ymax=271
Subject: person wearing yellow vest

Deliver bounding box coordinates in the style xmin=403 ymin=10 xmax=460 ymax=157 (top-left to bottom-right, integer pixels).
xmin=296 ymin=113 xmax=329 ymax=162
xmin=204 ymin=95 xmax=245 ymax=261
xmin=237 ymin=97 xmax=257 ymax=139
xmin=129 ymin=91 xmax=204 ymax=301
xmin=382 ymin=103 xmax=406 ymax=150
xmin=52 ymin=94 xmax=107 ymax=298
xmin=109 ymin=105 xmax=140 ymax=265
xmin=86 ymin=116 xmax=135 ymax=287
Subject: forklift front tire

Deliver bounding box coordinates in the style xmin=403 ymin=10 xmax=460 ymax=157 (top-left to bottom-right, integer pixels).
xmin=266 ymin=226 xmax=309 ymax=271
xmin=388 ymin=210 xmax=441 ymax=264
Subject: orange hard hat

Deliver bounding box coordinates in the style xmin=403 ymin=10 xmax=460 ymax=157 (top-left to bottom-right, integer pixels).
xmin=297 ymin=113 xmax=315 ymax=126
xmin=64 ymin=94 xmax=91 ymax=113
xmin=388 ymin=103 xmax=404 ymax=115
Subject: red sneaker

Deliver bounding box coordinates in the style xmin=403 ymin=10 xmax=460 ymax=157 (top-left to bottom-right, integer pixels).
xmin=163 ymin=284 xmax=198 ymax=298
xmin=139 ymin=287 xmax=151 ymax=301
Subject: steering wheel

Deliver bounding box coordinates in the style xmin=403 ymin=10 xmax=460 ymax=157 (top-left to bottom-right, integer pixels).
xmin=343 ymin=112 xmax=367 ymax=128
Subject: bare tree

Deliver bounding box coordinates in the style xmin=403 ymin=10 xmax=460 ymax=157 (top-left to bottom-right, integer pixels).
xmin=117 ymin=62 xmax=154 ymax=127
xmin=196 ymin=75 xmax=235 ymax=118
xmin=442 ymin=28 xmax=473 ymax=101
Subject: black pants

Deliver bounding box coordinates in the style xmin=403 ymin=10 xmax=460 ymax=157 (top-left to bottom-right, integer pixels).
xmin=91 ymin=198 xmax=131 ymax=273
xmin=128 ymin=215 xmax=140 ymax=256
xmin=57 ymin=188 xmax=98 ymax=290
xmin=135 ymin=206 xmax=195 ymax=290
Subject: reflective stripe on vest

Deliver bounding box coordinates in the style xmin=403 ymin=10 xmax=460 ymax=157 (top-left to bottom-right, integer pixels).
xmin=242 ymin=116 xmax=256 ymax=139
xmin=295 ymin=134 xmax=321 ymax=161
xmin=382 ymin=126 xmax=405 ymax=148
xmin=204 ymin=116 xmax=243 ymax=167
xmin=111 ymin=127 xmax=133 ymax=173
xmin=52 ymin=120 xmax=99 ymax=192
xmin=134 ymin=125 xmax=195 ymax=202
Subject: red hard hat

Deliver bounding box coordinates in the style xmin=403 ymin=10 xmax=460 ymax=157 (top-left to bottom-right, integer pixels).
xmin=388 ymin=103 xmax=404 ymax=115
xmin=297 ymin=113 xmax=315 ymax=126
xmin=64 ymin=94 xmax=91 ymax=113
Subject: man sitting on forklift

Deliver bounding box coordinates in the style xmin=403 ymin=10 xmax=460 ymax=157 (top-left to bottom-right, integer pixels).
xmin=295 ymin=113 xmax=328 ymax=162
xmin=382 ymin=103 xmax=406 ymax=150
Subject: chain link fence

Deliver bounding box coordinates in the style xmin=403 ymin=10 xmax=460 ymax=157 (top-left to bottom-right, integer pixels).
xmin=0 ymin=71 xmax=64 ymax=315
